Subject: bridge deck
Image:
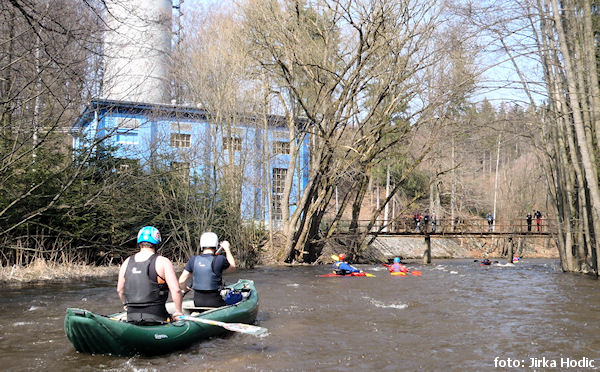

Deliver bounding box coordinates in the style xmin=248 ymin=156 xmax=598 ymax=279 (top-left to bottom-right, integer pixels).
xmin=325 ymin=218 xmax=556 ymax=238
xmin=373 ymin=231 xmax=551 ymax=237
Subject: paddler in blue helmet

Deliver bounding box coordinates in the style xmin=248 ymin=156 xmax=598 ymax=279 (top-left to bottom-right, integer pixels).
xmin=388 ymin=257 xmax=408 ymax=273
xmin=332 ymin=253 xmax=361 ymax=275
xmin=117 ymin=226 xmax=184 ymax=324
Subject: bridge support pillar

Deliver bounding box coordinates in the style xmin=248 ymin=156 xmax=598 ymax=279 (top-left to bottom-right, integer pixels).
xmin=507 ymin=237 xmax=514 ymax=264
xmin=423 ymin=234 xmax=431 ymax=264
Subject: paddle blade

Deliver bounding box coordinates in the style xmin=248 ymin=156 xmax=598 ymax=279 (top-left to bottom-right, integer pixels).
xmin=202 ymin=318 xmax=268 ymax=336
xmin=331 ymin=254 xmax=339 ymax=261
xmin=180 ymin=316 xmax=269 ymax=337
xmin=411 ymin=271 xmax=422 ymax=276
xmin=364 ymin=272 xmax=376 ymax=277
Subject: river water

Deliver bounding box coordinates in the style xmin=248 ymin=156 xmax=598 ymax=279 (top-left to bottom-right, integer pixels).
xmin=0 ymin=259 xmax=598 ymax=371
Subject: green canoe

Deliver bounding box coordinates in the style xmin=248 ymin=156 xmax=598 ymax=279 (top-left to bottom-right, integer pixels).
xmin=64 ymin=279 xmax=259 ymax=356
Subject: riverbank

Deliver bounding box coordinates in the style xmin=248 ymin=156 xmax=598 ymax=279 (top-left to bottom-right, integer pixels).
xmin=0 ymin=259 xmax=120 ymax=284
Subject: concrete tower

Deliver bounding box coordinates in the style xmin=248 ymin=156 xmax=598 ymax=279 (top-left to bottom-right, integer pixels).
xmin=102 ymin=0 xmax=172 ymax=104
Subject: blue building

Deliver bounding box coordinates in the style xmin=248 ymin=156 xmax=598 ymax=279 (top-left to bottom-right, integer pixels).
xmin=73 ymin=99 xmax=310 ymax=226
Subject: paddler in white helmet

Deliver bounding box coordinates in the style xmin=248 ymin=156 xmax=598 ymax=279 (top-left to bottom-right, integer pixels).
xmin=178 ymin=232 xmax=236 ymax=307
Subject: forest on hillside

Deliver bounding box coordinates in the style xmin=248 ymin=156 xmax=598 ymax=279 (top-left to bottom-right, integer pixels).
xmin=0 ymin=0 xmax=598 ymax=274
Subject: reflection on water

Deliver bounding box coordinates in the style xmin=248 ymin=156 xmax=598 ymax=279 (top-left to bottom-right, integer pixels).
xmin=0 ymin=259 xmax=598 ymax=371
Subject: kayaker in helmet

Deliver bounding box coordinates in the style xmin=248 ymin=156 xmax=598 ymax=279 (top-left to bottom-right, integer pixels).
xmin=332 ymin=253 xmax=360 ymax=275
xmin=481 ymin=258 xmax=492 ymax=265
xmin=117 ymin=226 xmax=183 ymax=324
xmin=178 ymin=232 xmax=236 ymax=307
xmin=388 ymin=257 xmax=408 ymax=273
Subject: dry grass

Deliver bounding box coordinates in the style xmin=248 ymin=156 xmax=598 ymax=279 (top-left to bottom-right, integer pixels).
xmin=0 ymin=258 xmax=119 ymax=283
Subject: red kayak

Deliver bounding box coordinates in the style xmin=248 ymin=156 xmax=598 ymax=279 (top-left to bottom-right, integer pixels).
xmin=319 ymin=272 xmax=374 ymax=277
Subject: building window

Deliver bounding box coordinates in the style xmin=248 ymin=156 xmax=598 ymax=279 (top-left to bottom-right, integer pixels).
xmin=223 ymin=136 xmax=242 ymax=152
xmin=116 ymin=117 xmax=140 ymax=129
xmin=273 ymin=141 xmax=290 ymax=155
xmin=272 ymin=168 xmax=287 ymax=221
xmin=116 ymin=132 xmax=138 ymax=145
xmin=171 ymin=133 xmax=191 ymax=148
xmin=273 ymin=130 xmax=287 ymax=139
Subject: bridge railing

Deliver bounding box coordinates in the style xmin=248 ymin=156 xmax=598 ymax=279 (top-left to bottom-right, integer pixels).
xmin=322 ymin=217 xmax=557 ymax=235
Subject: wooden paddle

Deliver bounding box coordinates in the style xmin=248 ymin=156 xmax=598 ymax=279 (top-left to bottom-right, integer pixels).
xmin=179 ymin=315 xmax=268 ymax=337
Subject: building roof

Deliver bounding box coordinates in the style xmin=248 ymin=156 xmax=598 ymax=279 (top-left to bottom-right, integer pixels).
xmin=73 ymin=99 xmax=305 ymax=130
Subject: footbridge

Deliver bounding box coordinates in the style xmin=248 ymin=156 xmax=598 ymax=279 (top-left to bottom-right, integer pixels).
xmin=328 ymin=218 xmax=557 ymax=263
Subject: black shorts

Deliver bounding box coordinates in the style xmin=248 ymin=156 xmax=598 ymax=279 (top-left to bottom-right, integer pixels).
xmin=194 ymin=290 xmax=226 ymax=307
xmin=127 ymin=303 xmax=169 ymax=324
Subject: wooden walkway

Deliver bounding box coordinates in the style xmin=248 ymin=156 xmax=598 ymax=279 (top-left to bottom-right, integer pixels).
xmin=327 ymin=218 xmax=556 ymax=238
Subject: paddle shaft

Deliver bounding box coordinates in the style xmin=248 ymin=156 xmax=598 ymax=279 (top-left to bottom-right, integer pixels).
xmin=179 ymin=315 xmax=268 ymax=336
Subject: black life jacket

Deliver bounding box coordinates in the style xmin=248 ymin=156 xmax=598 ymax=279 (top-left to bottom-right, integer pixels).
xmin=191 ymin=254 xmax=222 ymax=291
xmin=124 ymin=253 xmax=168 ymax=307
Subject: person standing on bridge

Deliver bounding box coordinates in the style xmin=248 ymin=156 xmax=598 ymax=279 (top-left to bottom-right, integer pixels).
xmin=526 ymin=212 xmax=533 ymax=232
xmin=413 ymin=213 xmax=421 ymax=232
xmin=486 ymin=212 xmax=494 ymax=232
xmin=534 ymin=210 xmax=542 ymax=232
xmin=423 ymin=214 xmax=430 ymax=233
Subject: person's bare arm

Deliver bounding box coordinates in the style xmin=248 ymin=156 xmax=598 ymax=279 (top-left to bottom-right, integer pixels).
xmin=157 ymin=257 xmax=183 ymax=316
xmin=221 ymin=241 xmax=236 ymax=272
xmin=178 ymin=269 xmax=191 ymax=291
xmin=116 ymin=257 xmax=129 ymax=306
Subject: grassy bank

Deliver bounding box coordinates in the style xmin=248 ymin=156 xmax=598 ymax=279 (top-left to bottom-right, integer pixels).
xmin=0 ymin=259 xmax=120 ymax=284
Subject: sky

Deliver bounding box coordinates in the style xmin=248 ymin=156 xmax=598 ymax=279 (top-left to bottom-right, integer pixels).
xmin=180 ymin=0 xmax=547 ymax=109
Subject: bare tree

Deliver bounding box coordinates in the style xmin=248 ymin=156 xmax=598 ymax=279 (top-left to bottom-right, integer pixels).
xmin=0 ymin=1 xmax=104 ymax=248
xmin=240 ymin=0 xmax=468 ymax=262
xmin=464 ymin=0 xmax=600 ymax=273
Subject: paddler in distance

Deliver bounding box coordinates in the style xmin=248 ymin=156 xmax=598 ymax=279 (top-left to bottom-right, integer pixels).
xmin=332 ymin=253 xmax=361 ymax=275
xmin=387 ymin=257 xmax=408 ymax=273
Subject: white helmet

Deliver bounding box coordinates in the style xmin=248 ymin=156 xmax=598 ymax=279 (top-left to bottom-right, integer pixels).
xmin=200 ymin=232 xmax=218 ymax=248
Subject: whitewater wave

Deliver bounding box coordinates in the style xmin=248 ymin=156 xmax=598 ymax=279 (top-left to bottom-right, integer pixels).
xmin=364 ymin=297 xmax=408 ymax=309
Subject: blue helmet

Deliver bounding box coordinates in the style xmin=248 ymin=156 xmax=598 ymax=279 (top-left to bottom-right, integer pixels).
xmin=137 ymin=226 xmax=161 ymax=245
xmin=394 ymin=257 xmax=401 ymax=263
